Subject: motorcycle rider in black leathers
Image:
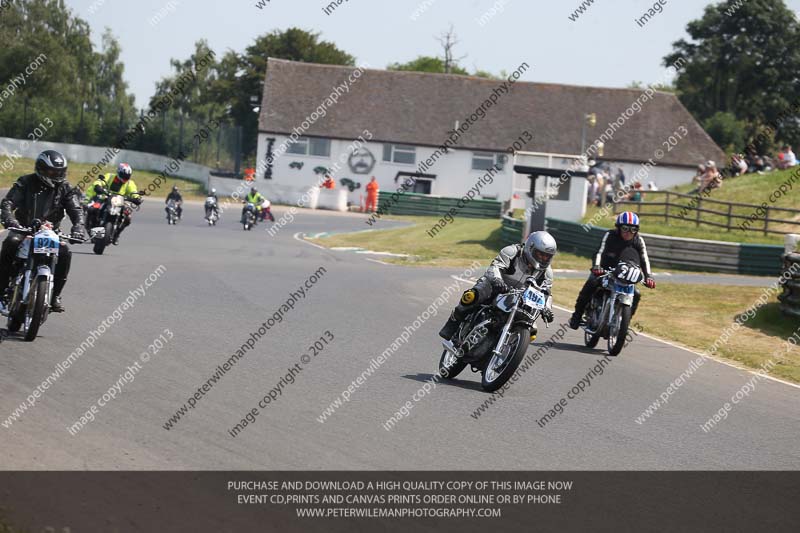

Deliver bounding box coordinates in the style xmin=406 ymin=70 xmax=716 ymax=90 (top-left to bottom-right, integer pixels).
xmin=439 ymin=231 xmax=557 ymax=342
xmin=569 ymin=211 xmax=656 ymax=329
xmin=0 ymin=150 xmax=85 ymax=313
xmin=166 ymin=186 xmax=183 ymax=220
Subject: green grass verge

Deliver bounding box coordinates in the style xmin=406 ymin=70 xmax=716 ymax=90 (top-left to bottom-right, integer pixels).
xmin=0 ymin=157 xmax=206 ymax=200
xmin=314 ymin=215 xmax=800 ymax=383
xmin=553 ymin=279 xmax=800 ymax=384
xmin=582 ymin=167 xmax=800 ymax=245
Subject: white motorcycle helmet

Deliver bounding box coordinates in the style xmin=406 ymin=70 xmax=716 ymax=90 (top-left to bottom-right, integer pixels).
xmin=522 ymin=231 xmax=557 ymax=272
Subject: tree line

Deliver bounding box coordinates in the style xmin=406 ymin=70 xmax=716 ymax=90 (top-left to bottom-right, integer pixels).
xmin=1 ymin=0 xmax=798 ymax=167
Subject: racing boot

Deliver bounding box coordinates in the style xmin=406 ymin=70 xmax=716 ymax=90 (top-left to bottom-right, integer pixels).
xmin=50 ymin=278 xmax=67 ymax=312
xmin=438 ymin=312 xmax=460 ymax=340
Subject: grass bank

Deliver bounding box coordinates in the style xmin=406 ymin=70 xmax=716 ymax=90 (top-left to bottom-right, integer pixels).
xmin=580 ymin=167 xmax=800 ymax=245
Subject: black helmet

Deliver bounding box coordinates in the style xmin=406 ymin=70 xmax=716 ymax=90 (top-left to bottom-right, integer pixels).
xmin=35 ymin=150 xmax=68 ymax=188
xmin=172 ymin=185 xmax=179 ymax=192
xmin=251 ymin=187 xmax=258 ymax=194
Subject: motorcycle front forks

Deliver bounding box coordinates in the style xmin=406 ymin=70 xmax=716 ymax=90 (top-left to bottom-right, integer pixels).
xmin=492 ymin=302 xmax=518 ymax=358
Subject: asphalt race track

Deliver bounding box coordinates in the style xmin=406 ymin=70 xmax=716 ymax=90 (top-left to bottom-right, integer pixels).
xmin=1 ymin=202 xmax=798 ymax=470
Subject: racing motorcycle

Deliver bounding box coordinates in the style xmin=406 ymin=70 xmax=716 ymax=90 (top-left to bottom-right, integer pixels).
xmin=2 ymin=221 xmax=83 ymax=341
xmin=242 ymin=202 xmax=257 ymax=231
xmin=260 ymin=199 xmax=275 ymax=223
xmin=205 ymin=196 xmax=219 ymax=226
xmin=166 ymin=199 xmax=179 ymax=225
xmin=439 ymin=277 xmax=548 ymax=392
xmin=89 ymin=192 xmax=142 ymax=255
xmin=582 ymin=260 xmax=643 ymax=356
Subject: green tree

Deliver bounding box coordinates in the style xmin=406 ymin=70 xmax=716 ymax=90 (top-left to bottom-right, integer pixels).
xmin=388 ymin=56 xmax=470 ymax=75
xmin=0 ymin=0 xmax=136 ymax=145
xmin=703 ymin=111 xmax=747 ymax=153
xmin=664 ymin=0 xmax=800 ymax=151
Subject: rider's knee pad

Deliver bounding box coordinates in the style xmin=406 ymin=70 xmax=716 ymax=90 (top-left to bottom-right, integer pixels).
xmin=460 ymin=289 xmax=478 ymax=306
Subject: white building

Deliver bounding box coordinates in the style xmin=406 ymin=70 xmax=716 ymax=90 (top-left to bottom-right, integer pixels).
xmin=255 ymin=59 xmax=724 ymax=218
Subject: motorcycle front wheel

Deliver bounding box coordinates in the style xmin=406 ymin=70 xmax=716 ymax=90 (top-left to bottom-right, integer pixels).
xmin=438 ymin=348 xmax=467 ymax=380
xmin=481 ymin=326 xmax=529 ymax=392
xmin=23 ymin=276 xmax=48 ymax=342
xmin=607 ymin=304 xmax=632 ymax=356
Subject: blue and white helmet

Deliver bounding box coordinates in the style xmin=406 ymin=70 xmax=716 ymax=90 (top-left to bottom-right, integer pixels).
xmin=615 ymin=211 xmax=640 ymax=229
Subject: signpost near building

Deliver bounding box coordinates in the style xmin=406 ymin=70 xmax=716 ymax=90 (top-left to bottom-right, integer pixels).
xmin=514 ymin=165 xmax=589 ymax=235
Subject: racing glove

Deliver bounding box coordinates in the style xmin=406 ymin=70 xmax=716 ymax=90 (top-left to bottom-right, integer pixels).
xmin=541 ymin=308 xmax=554 ymax=323
xmin=644 ymin=277 xmax=656 ymax=289
xmin=3 ymin=219 xmax=22 ymax=229
xmin=491 ymin=277 xmax=511 ymax=294
xmin=591 ymin=265 xmax=605 ymax=277
xmin=130 ymin=197 xmax=143 ymax=206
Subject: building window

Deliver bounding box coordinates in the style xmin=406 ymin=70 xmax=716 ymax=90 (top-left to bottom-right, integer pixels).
xmin=287 ymin=137 xmax=331 ymax=157
xmin=472 ymin=152 xmax=505 ymax=171
xmin=383 ymin=144 xmax=416 ymax=165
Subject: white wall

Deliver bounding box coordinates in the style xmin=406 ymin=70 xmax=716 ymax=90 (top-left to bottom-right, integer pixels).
xmin=0 ymin=137 xmax=212 ymax=184
xmin=255 ymin=133 xmax=515 ymax=208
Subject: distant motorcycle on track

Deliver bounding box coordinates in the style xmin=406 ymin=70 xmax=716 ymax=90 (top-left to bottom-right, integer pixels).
xmin=241 ymin=202 xmax=257 ymax=231
xmin=205 ymin=196 xmax=219 ymax=226
xmin=166 ymin=199 xmax=180 ymax=225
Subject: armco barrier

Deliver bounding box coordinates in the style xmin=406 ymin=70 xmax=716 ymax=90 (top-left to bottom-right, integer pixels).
xmin=376 ymin=191 xmax=501 ymax=219
xmin=1 ymin=137 xmax=211 ymax=185
xmin=501 ymin=216 xmax=524 ymax=245
xmin=779 ymin=235 xmax=800 ymax=318
xmin=545 ymin=218 xmax=783 ymax=276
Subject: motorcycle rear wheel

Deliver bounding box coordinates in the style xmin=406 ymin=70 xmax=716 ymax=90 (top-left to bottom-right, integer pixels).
xmin=481 ymin=326 xmax=529 ymax=392
xmin=584 ymin=298 xmax=602 ymax=348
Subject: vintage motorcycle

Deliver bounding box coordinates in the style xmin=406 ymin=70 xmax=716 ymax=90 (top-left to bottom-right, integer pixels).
xmin=582 ymin=261 xmax=643 ymax=356
xmin=241 ymin=202 xmax=257 ymax=231
xmin=438 ymin=277 xmax=549 ymax=392
xmin=2 ymin=221 xmax=82 ymax=341
xmin=89 ymin=192 xmax=142 ymax=255
xmin=205 ymin=196 xmax=219 ymax=226
xmin=166 ymin=199 xmax=179 ymax=225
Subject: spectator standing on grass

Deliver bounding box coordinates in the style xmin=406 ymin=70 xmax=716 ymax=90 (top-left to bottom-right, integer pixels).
xmin=365 ymin=176 xmax=379 ymax=213
xmin=615 ymin=167 xmax=626 ymax=188
xmin=322 ymin=175 xmax=335 ymax=189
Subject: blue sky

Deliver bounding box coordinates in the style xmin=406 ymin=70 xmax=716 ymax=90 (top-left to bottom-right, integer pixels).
xmin=66 ymin=0 xmax=800 ymax=108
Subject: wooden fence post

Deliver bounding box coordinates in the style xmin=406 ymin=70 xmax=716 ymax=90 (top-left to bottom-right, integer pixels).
xmin=727 ymin=204 xmax=733 ymax=231
xmin=764 ymin=207 xmax=770 ymax=235
xmin=664 ymin=191 xmax=670 ymax=224
xmin=695 ymin=198 xmax=702 ymax=227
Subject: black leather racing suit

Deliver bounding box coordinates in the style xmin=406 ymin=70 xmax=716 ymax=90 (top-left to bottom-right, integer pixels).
xmin=0 ymin=174 xmax=85 ymax=301
xmin=572 ymin=229 xmax=652 ymax=321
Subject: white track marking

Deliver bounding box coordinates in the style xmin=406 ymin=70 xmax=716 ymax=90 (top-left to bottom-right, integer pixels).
xmin=551 ymin=303 xmax=800 ymax=390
